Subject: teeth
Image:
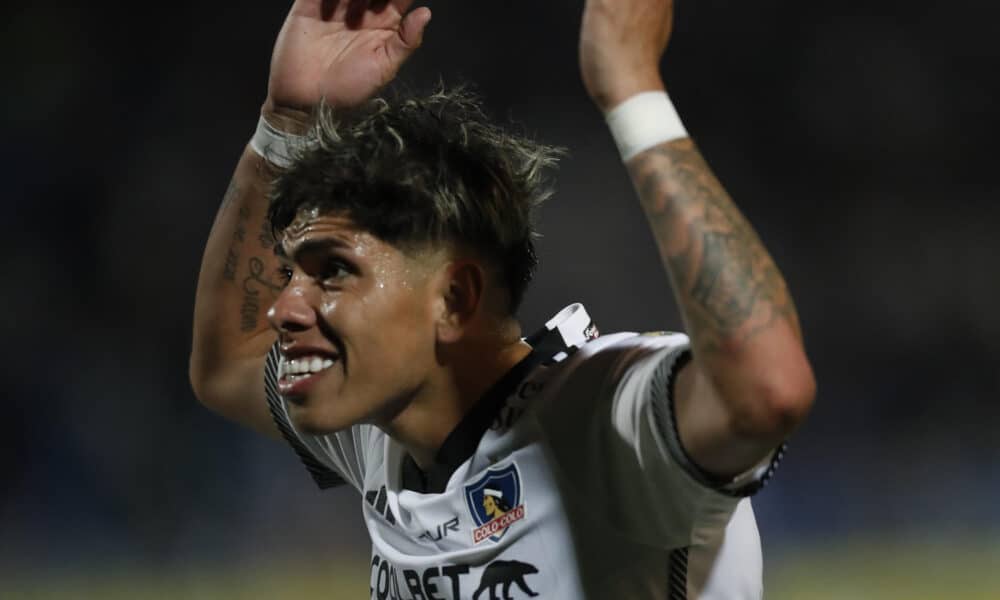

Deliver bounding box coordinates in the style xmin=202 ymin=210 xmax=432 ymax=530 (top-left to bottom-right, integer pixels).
xmin=279 ymin=354 xmax=337 ymax=379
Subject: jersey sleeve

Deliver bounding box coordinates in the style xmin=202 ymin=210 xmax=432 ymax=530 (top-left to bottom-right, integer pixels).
xmin=625 ymin=333 xmax=783 ymax=498
xmin=264 ymin=343 xmax=371 ymax=492
xmin=534 ymin=332 xmax=782 ymax=549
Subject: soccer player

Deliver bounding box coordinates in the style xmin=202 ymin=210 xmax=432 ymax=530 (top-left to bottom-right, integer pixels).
xmin=190 ymin=0 xmax=815 ymax=598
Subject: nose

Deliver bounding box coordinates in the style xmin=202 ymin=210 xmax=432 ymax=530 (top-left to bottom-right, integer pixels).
xmin=267 ymin=279 xmax=316 ymax=333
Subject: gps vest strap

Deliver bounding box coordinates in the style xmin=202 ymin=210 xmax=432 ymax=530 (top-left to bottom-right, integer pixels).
xmin=524 ymin=302 xmax=599 ymax=364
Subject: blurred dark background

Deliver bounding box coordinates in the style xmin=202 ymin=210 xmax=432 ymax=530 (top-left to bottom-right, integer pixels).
xmin=2 ymin=1 xmax=998 ymax=597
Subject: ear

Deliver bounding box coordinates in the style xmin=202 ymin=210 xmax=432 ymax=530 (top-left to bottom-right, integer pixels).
xmin=436 ymin=261 xmax=485 ymax=344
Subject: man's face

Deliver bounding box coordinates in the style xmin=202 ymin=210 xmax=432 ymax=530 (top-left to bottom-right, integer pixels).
xmin=268 ymin=208 xmax=447 ymax=435
xmin=483 ymin=495 xmax=502 ymax=517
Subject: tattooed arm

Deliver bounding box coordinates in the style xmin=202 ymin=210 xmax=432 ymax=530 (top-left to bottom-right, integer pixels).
xmin=628 ymin=139 xmax=815 ymax=476
xmin=580 ymin=0 xmax=815 ymax=477
xmin=191 ymin=147 xmax=284 ymax=437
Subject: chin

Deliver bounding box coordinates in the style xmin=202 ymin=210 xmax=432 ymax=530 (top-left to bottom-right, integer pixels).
xmin=288 ymin=402 xmax=354 ymax=436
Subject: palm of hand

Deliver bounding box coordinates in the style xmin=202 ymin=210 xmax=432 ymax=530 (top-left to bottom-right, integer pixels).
xmin=268 ymin=0 xmax=424 ymax=110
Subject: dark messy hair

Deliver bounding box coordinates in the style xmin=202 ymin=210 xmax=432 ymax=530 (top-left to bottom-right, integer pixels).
xmin=267 ymin=85 xmax=563 ymax=313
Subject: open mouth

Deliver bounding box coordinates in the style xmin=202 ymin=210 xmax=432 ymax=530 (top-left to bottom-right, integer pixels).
xmin=277 ymin=354 xmax=340 ymax=396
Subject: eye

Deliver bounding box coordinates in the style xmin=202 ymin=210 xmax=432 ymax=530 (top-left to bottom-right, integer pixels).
xmin=275 ymin=265 xmax=294 ymax=287
xmin=319 ymin=259 xmax=354 ymax=286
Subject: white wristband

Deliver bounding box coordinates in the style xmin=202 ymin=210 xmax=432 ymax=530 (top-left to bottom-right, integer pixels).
xmin=249 ymin=116 xmax=308 ymax=168
xmin=604 ymin=91 xmax=688 ymax=162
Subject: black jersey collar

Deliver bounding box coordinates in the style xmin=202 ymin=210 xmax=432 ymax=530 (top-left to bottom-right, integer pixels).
xmin=401 ymin=303 xmax=598 ymax=494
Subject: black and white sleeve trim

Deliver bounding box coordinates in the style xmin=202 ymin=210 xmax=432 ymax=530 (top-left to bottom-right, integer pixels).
xmin=264 ymin=344 xmax=344 ymax=490
xmin=651 ymin=348 xmax=785 ymax=498
xmin=667 ymin=546 xmax=689 ymax=600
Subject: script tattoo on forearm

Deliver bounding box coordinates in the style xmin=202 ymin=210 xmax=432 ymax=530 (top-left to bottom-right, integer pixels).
xmin=219 ymin=179 xmax=247 ymax=281
xmin=223 ymin=206 xmax=250 ymax=282
xmin=629 ymin=138 xmax=800 ymax=354
xmin=258 ymin=215 xmax=276 ymax=250
xmin=237 ymin=213 xmax=280 ymax=331
xmin=218 ymin=177 xmax=239 ymax=217
xmin=217 ymin=174 xmax=282 ymax=331
xmin=240 ymin=257 xmax=283 ymax=332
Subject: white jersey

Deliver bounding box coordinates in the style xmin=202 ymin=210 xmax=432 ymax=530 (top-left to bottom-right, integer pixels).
xmin=265 ymin=304 xmax=781 ymax=599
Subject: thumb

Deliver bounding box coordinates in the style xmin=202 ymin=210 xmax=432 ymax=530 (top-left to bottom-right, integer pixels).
xmin=394 ymin=7 xmax=432 ymax=55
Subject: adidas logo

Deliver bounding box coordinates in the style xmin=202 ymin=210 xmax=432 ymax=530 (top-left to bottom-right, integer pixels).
xmin=365 ymin=485 xmax=396 ymax=525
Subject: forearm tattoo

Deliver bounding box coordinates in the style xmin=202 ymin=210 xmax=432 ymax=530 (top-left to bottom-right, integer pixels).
xmin=219 ymin=180 xmax=246 ymax=281
xmin=217 ymin=174 xmax=281 ymax=332
xmin=238 ymin=206 xmax=280 ymax=332
xmin=629 ymin=138 xmax=801 ymax=354
xmin=240 ymin=257 xmax=283 ymax=332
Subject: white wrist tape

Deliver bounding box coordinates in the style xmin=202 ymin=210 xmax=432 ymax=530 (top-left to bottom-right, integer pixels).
xmin=249 ymin=116 xmax=308 ymax=168
xmin=605 ymin=91 xmax=688 ymax=162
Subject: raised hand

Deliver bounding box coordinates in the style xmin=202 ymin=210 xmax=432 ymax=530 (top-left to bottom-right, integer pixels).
xmin=265 ymin=0 xmax=431 ymax=124
xmin=579 ymin=0 xmax=673 ymax=111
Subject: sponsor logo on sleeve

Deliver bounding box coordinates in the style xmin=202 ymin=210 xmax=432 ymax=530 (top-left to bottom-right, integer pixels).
xmin=464 ymin=463 xmax=525 ymax=544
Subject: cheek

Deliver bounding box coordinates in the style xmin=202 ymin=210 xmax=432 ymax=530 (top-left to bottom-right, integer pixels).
xmin=321 ymin=288 xmax=424 ymax=360
xmin=372 ymin=267 xmax=436 ymax=323
xmin=375 ymin=292 xmax=438 ymax=366
xmin=319 ymin=296 xmax=338 ymax=316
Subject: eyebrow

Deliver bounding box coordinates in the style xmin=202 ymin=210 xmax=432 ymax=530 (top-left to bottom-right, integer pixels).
xmin=275 ymin=237 xmax=351 ymax=262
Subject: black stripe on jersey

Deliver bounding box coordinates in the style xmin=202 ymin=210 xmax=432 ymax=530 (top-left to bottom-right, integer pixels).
xmin=264 ymin=343 xmax=345 ymax=490
xmin=652 ymin=347 xmax=785 ymax=498
xmin=400 ymin=348 xmax=552 ymax=494
xmin=374 ymin=485 xmax=388 ymax=514
xmin=667 ymin=547 xmax=689 ymax=600
xmin=400 ymin=317 xmax=581 ymax=494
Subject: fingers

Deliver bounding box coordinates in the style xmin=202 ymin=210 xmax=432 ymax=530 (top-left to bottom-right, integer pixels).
xmin=392 ymin=0 xmax=417 ymax=15
xmin=319 ymin=0 xmax=338 ymax=20
xmin=344 ymin=0 xmax=369 ymax=27
xmin=342 ymin=0 xmax=409 ymax=28
xmin=397 ymin=6 xmax=431 ymax=50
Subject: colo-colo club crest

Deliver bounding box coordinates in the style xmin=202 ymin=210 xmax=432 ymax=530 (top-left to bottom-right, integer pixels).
xmin=464 ymin=463 xmax=525 ymax=544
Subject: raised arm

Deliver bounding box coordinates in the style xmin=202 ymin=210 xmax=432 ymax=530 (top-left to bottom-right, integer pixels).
xmin=580 ymin=0 xmax=815 ymax=477
xmin=190 ymin=0 xmax=431 ymax=437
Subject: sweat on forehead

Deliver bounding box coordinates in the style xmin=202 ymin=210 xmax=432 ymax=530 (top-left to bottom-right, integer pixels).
xmin=274 ymin=208 xmax=437 ymax=264
xmin=282 ymin=206 xmax=345 ymax=239
xmin=286 ymin=205 xmax=323 ymax=231
xmin=277 ymin=208 xmax=364 ymax=251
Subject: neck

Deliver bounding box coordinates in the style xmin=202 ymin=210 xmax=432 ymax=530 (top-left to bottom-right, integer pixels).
xmin=384 ymin=324 xmax=532 ymax=470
